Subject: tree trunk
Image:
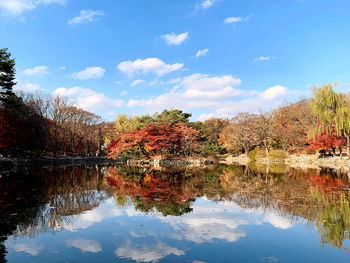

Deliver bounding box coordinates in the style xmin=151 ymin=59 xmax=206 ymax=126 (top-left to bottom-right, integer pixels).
xmin=347 ymin=135 xmax=350 ymax=160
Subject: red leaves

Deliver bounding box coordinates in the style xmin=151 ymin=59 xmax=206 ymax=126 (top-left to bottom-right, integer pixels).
xmin=107 ymin=123 xmax=201 ymax=159
xmin=309 ymin=175 xmax=349 ymax=194
xmin=308 ymin=133 xmax=346 ymax=151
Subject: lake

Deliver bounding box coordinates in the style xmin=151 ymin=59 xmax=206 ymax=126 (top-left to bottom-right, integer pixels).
xmin=0 ymin=163 xmax=349 ymax=262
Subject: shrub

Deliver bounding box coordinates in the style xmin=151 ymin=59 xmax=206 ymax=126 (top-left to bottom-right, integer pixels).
xmin=248 ymin=148 xmax=266 ymax=160
xmin=268 ymin=149 xmax=288 ymax=160
xmin=248 ymin=148 xmax=288 ymax=161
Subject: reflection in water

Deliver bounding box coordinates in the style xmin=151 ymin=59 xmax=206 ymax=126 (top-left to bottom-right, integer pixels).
xmin=0 ymin=163 xmax=349 ymax=262
xmin=115 ymin=241 xmax=185 ymax=262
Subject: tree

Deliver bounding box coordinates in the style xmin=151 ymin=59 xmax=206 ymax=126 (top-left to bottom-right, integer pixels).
xmin=255 ymin=111 xmax=273 ymax=157
xmin=219 ymin=113 xmax=258 ymax=154
xmin=308 ymin=133 xmax=346 ymax=154
xmin=108 ymin=122 xmax=200 ymax=159
xmin=200 ymin=118 xmax=228 ymax=156
xmin=0 ymin=50 xmax=48 ymax=156
xmin=310 ymin=84 xmax=350 ymax=158
xmin=115 ymin=114 xmax=137 ymax=134
xmin=154 ymin=109 xmax=191 ymax=124
xmin=177 ymin=123 xmax=201 ymax=158
xmin=272 ymin=99 xmax=316 ymax=151
xmin=0 ymin=48 xmax=16 ymax=101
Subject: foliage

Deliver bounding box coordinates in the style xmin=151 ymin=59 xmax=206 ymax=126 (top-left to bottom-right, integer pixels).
xmin=154 ymin=109 xmax=191 ymax=124
xmin=219 ymin=113 xmax=258 ymax=154
xmin=310 ymin=84 xmax=350 ymax=158
xmin=312 ymin=190 xmax=350 ymax=250
xmin=308 ymin=133 xmax=346 ymax=151
xmin=272 ymin=99 xmax=315 ymax=151
xmin=0 ymin=48 xmax=16 ymax=101
xmin=108 ymin=122 xmax=201 ymax=159
xmin=248 ymin=148 xmax=266 ymax=160
xmin=268 ymin=149 xmax=288 ymax=161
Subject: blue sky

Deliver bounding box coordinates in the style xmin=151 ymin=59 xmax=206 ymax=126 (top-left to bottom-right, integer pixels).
xmin=1 ymin=0 xmax=350 ymax=121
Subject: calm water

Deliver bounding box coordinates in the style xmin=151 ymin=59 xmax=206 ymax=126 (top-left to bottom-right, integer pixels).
xmin=0 ymin=164 xmax=350 ymax=263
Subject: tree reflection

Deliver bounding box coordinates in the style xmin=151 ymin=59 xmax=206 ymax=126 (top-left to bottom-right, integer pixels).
xmin=105 ymin=163 xmax=350 ymax=250
xmin=0 ymin=165 xmax=112 ymax=262
xmin=1 ymin=163 xmax=350 ymax=262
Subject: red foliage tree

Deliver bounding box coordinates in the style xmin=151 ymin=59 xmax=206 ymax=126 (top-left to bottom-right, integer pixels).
xmin=107 ymin=123 xmax=201 ymax=159
xmin=308 ymin=133 xmax=346 ymax=152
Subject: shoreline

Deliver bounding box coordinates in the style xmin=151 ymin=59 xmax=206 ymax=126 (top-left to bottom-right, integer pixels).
xmin=0 ymin=157 xmax=122 ymax=171
xmin=222 ymin=154 xmax=350 ymax=170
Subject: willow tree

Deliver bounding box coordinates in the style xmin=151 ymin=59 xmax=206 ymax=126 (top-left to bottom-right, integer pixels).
xmin=310 ymin=84 xmax=350 ymax=158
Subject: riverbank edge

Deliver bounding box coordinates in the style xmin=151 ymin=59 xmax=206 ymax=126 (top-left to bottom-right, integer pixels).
xmin=126 ymin=158 xmax=215 ymax=167
xmin=221 ymin=154 xmax=350 ymax=169
xmin=0 ymin=157 xmax=121 ymax=171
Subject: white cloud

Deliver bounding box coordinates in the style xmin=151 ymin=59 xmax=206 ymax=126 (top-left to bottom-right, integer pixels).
xmin=224 ymin=14 xmax=253 ymax=24
xmin=59 ymin=66 xmax=66 ymax=70
xmin=53 ymin=86 xmax=123 ymax=112
xmin=14 ymin=243 xmax=43 ymax=256
xmin=120 ymin=90 xmax=127 ymax=96
xmin=17 ymin=82 xmax=41 ymax=91
xmin=0 ymin=0 xmax=65 ymax=16
xmin=126 ymin=75 xmax=288 ymax=121
xmin=195 ymin=48 xmax=209 ymax=58
xmin=115 ymin=80 xmax=122 ymax=85
xmin=261 ymin=85 xmax=287 ymax=100
xmin=23 ymin=65 xmax=49 ymax=76
xmin=68 ymin=9 xmax=104 ymax=25
xmin=181 ymin=74 xmax=242 ymax=98
xmin=197 ymin=85 xmax=289 ymax=120
xmin=200 ymin=0 xmax=217 ymax=9
xmin=117 ymin=58 xmax=183 ymax=77
xmin=224 ymin=17 xmax=243 ymax=23
xmin=72 ymin=66 xmax=105 ymax=79
xmin=66 ymin=239 xmax=102 ymax=253
xmin=131 ymin=79 xmax=145 ymax=87
xmin=161 ymin=32 xmax=189 ymax=46
xmin=115 ymin=241 xmax=185 ymax=262
xmin=127 ymin=73 xmax=242 ymax=109
xmin=253 ymin=56 xmax=276 ymax=63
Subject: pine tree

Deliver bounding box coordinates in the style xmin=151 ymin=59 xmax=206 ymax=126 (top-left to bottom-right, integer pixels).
xmin=0 ymin=48 xmax=16 ymax=101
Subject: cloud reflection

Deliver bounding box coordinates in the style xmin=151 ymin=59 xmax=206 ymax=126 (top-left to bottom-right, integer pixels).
xmin=66 ymin=239 xmax=102 ymax=253
xmin=115 ymin=241 xmax=184 ymax=262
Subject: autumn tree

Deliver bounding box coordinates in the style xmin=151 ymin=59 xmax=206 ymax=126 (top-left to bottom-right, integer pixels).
xmin=310 ymin=84 xmax=350 ymax=158
xmin=308 ymin=133 xmax=346 ymax=154
xmin=200 ymin=118 xmax=228 ymax=155
xmin=108 ymin=123 xmax=200 ymax=159
xmin=219 ymin=113 xmax=258 ymax=154
xmin=255 ymin=111 xmax=273 ymax=156
xmin=115 ymin=114 xmax=137 ymax=135
xmin=272 ymin=99 xmax=316 ymax=151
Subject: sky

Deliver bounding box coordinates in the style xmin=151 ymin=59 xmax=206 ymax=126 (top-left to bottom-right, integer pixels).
xmin=1 ymin=0 xmax=350 ymax=121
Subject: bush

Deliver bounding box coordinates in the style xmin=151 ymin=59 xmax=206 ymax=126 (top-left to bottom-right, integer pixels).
xmin=248 ymin=148 xmax=288 ymax=161
xmin=268 ymin=149 xmax=288 ymax=160
xmin=248 ymin=148 xmax=266 ymax=160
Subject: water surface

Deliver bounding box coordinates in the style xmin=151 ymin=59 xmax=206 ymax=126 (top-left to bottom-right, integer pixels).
xmin=0 ymin=164 xmax=350 ymax=262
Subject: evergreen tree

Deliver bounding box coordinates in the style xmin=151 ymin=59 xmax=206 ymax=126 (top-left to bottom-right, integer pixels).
xmin=0 ymin=48 xmax=16 ymax=102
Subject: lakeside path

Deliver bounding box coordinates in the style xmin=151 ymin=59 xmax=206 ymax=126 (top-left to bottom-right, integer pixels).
xmin=222 ymin=154 xmax=350 ymax=170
